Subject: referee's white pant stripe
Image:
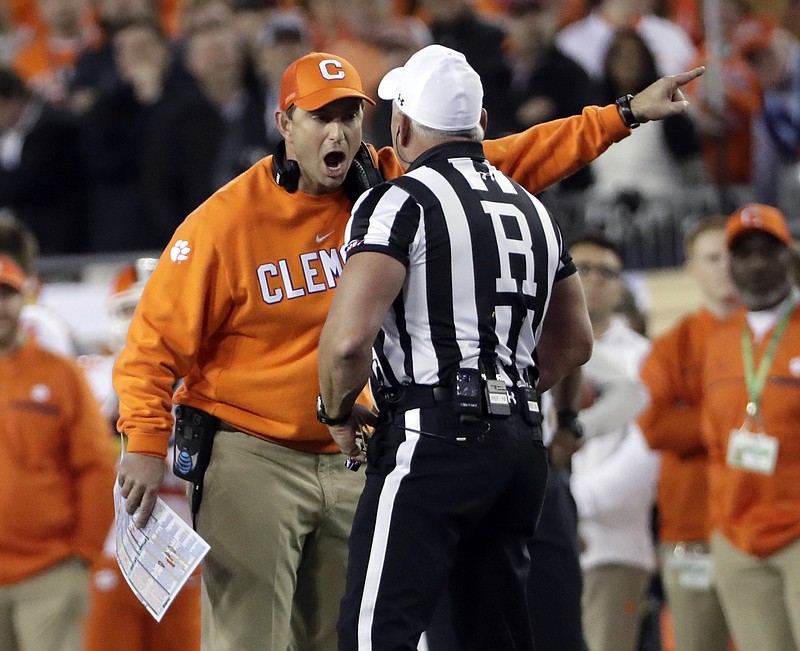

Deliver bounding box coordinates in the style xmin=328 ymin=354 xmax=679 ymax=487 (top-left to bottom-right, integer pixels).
xmin=357 ymin=409 xmax=421 ymax=650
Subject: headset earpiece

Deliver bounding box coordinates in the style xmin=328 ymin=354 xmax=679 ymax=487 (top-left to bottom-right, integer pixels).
xmin=272 ymin=140 xmax=300 ymax=192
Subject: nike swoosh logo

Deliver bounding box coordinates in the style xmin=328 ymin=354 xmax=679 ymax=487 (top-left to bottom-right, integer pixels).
xmin=316 ymin=230 xmax=335 ymax=243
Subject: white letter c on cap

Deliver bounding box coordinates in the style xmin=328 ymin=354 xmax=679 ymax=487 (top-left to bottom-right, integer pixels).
xmin=319 ymin=59 xmax=345 ymax=80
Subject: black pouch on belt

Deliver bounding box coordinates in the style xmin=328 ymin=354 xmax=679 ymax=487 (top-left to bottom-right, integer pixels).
xmin=172 ymin=405 xmax=218 ymax=484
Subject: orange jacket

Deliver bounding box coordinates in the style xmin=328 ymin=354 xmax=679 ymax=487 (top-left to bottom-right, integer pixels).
xmin=639 ymin=309 xmax=739 ymax=542
xmin=702 ymin=305 xmax=800 ymax=557
xmin=114 ymin=105 xmax=629 ymax=458
xmin=0 ymin=339 xmax=116 ymax=585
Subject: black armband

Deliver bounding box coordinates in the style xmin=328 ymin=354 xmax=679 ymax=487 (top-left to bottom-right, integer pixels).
xmin=615 ymin=94 xmax=641 ymax=130
xmin=557 ymin=408 xmax=584 ymax=439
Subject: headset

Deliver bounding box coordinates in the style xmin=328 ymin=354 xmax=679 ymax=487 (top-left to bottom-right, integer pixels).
xmin=271 ymin=140 xmax=384 ymax=202
xmin=271 ymin=141 xmax=301 ymax=192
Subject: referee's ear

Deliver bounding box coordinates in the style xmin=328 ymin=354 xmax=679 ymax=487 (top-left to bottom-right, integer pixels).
xmin=480 ymin=108 xmax=488 ymax=133
xmin=396 ymin=113 xmax=412 ymax=149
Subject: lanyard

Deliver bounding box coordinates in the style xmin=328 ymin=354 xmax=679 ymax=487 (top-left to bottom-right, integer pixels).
xmin=741 ymin=299 xmax=796 ymax=418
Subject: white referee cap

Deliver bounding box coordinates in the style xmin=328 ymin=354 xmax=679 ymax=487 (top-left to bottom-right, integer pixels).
xmin=378 ymin=44 xmax=483 ymax=131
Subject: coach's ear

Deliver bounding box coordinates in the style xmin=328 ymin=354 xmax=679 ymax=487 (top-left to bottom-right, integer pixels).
xmin=276 ymin=107 xmax=292 ymax=142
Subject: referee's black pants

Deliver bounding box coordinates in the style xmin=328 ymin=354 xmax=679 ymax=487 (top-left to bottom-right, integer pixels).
xmin=338 ymin=405 xmax=549 ymax=651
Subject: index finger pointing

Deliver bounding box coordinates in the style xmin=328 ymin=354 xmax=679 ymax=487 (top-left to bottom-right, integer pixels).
xmin=673 ymin=66 xmax=705 ymax=87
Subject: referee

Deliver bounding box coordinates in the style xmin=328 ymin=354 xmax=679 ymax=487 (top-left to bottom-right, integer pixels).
xmin=318 ymin=45 xmax=593 ymax=650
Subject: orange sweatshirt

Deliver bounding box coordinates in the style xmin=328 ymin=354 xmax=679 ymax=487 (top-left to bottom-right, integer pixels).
xmin=702 ymin=306 xmax=800 ymax=557
xmin=114 ymin=105 xmax=629 ymax=458
xmin=0 ymin=339 xmax=116 ymax=585
xmin=639 ymin=309 xmax=740 ymax=542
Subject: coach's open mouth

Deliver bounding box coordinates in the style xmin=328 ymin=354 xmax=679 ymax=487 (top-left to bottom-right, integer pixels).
xmin=324 ymin=151 xmax=346 ymax=174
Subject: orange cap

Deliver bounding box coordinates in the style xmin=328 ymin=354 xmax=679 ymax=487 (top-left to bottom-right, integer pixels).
xmin=732 ymin=15 xmax=779 ymax=56
xmin=0 ymin=254 xmax=26 ymax=292
xmin=726 ymin=203 xmax=793 ymax=248
xmin=279 ymin=52 xmax=375 ymax=112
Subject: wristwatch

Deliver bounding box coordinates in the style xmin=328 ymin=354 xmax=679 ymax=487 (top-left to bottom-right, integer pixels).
xmin=556 ymin=408 xmax=584 ymax=439
xmin=615 ymin=94 xmax=641 ymax=129
xmin=316 ymin=394 xmax=350 ymax=426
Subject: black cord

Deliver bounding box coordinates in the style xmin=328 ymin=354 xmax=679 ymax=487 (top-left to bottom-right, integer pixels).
xmin=389 ymin=419 xmax=491 ymax=442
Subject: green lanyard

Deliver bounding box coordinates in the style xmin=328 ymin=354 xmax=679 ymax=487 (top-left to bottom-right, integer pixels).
xmin=741 ymin=299 xmax=796 ymax=418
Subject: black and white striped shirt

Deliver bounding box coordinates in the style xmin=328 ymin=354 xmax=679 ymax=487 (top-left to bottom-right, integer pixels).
xmin=344 ymin=141 xmax=574 ymax=389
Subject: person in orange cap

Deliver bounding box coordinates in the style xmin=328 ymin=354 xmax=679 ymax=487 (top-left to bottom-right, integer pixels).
xmin=114 ymin=46 xmax=704 ymax=650
xmin=0 ymin=253 xmax=116 ymax=651
xmin=702 ymin=203 xmax=800 ymax=651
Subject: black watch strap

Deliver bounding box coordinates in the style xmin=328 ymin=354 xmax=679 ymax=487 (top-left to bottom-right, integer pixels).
xmin=615 ymin=93 xmax=641 ymax=129
xmin=316 ymin=394 xmax=350 ymax=426
xmin=557 ymin=408 xmax=584 ymax=439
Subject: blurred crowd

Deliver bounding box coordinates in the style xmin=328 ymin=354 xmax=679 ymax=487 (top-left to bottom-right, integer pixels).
xmin=0 ymin=0 xmax=797 ymax=258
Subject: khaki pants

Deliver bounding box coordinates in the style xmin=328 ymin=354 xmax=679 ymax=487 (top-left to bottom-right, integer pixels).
xmin=0 ymin=557 xmax=89 ymax=651
xmin=197 ymin=431 xmax=365 ymax=651
xmin=582 ymin=563 xmax=651 ymax=651
xmin=659 ymin=541 xmax=729 ymax=651
xmin=712 ymin=531 xmax=800 ymax=651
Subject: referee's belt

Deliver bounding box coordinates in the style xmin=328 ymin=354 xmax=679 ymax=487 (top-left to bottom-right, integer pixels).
xmin=388 ymin=384 xmax=525 ymax=414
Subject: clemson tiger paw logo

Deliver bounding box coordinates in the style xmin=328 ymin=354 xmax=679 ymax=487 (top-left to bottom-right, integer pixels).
xmin=31 ymin=383 xmax=51 ymax=402
xmin=170 ymin=240 xmax=191 ymax=262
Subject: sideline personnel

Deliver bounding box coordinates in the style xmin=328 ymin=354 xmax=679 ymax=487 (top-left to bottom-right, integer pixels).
xmin=703 ymin=204 xmax=800 ymax=651
xmin=318 ymin=45 xmax=593 ymax=650
xmin=115 ymin=49 xmax=704 ymax=650
xmin=639 ymin=215 xmax=739 ymax=651
xmin=0 ymin=254 xmax=116 ymax=651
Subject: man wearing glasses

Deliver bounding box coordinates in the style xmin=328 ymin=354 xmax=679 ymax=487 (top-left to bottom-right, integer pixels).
xmin=566 ymin=234 xmax=659 ymax=651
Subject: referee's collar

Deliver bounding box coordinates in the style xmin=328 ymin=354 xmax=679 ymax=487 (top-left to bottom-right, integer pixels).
xmin=406 ymin=140 xmax=485 ymax=172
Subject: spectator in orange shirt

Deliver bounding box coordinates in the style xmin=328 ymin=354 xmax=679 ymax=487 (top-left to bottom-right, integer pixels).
xmin=734 ymin=15 xmax=800 ymax=215
xmin=684 ymin=0 xmax=762 ymax=208
xmin=0 ymin=253 xmax=116 ymax=651
xmin=12 ymin=0 xmax=100 ymax=104
xmin=638 ymin=214 xmax=740 ymax=651
xmin=703 ymin=204 xmax=800 ymax=651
